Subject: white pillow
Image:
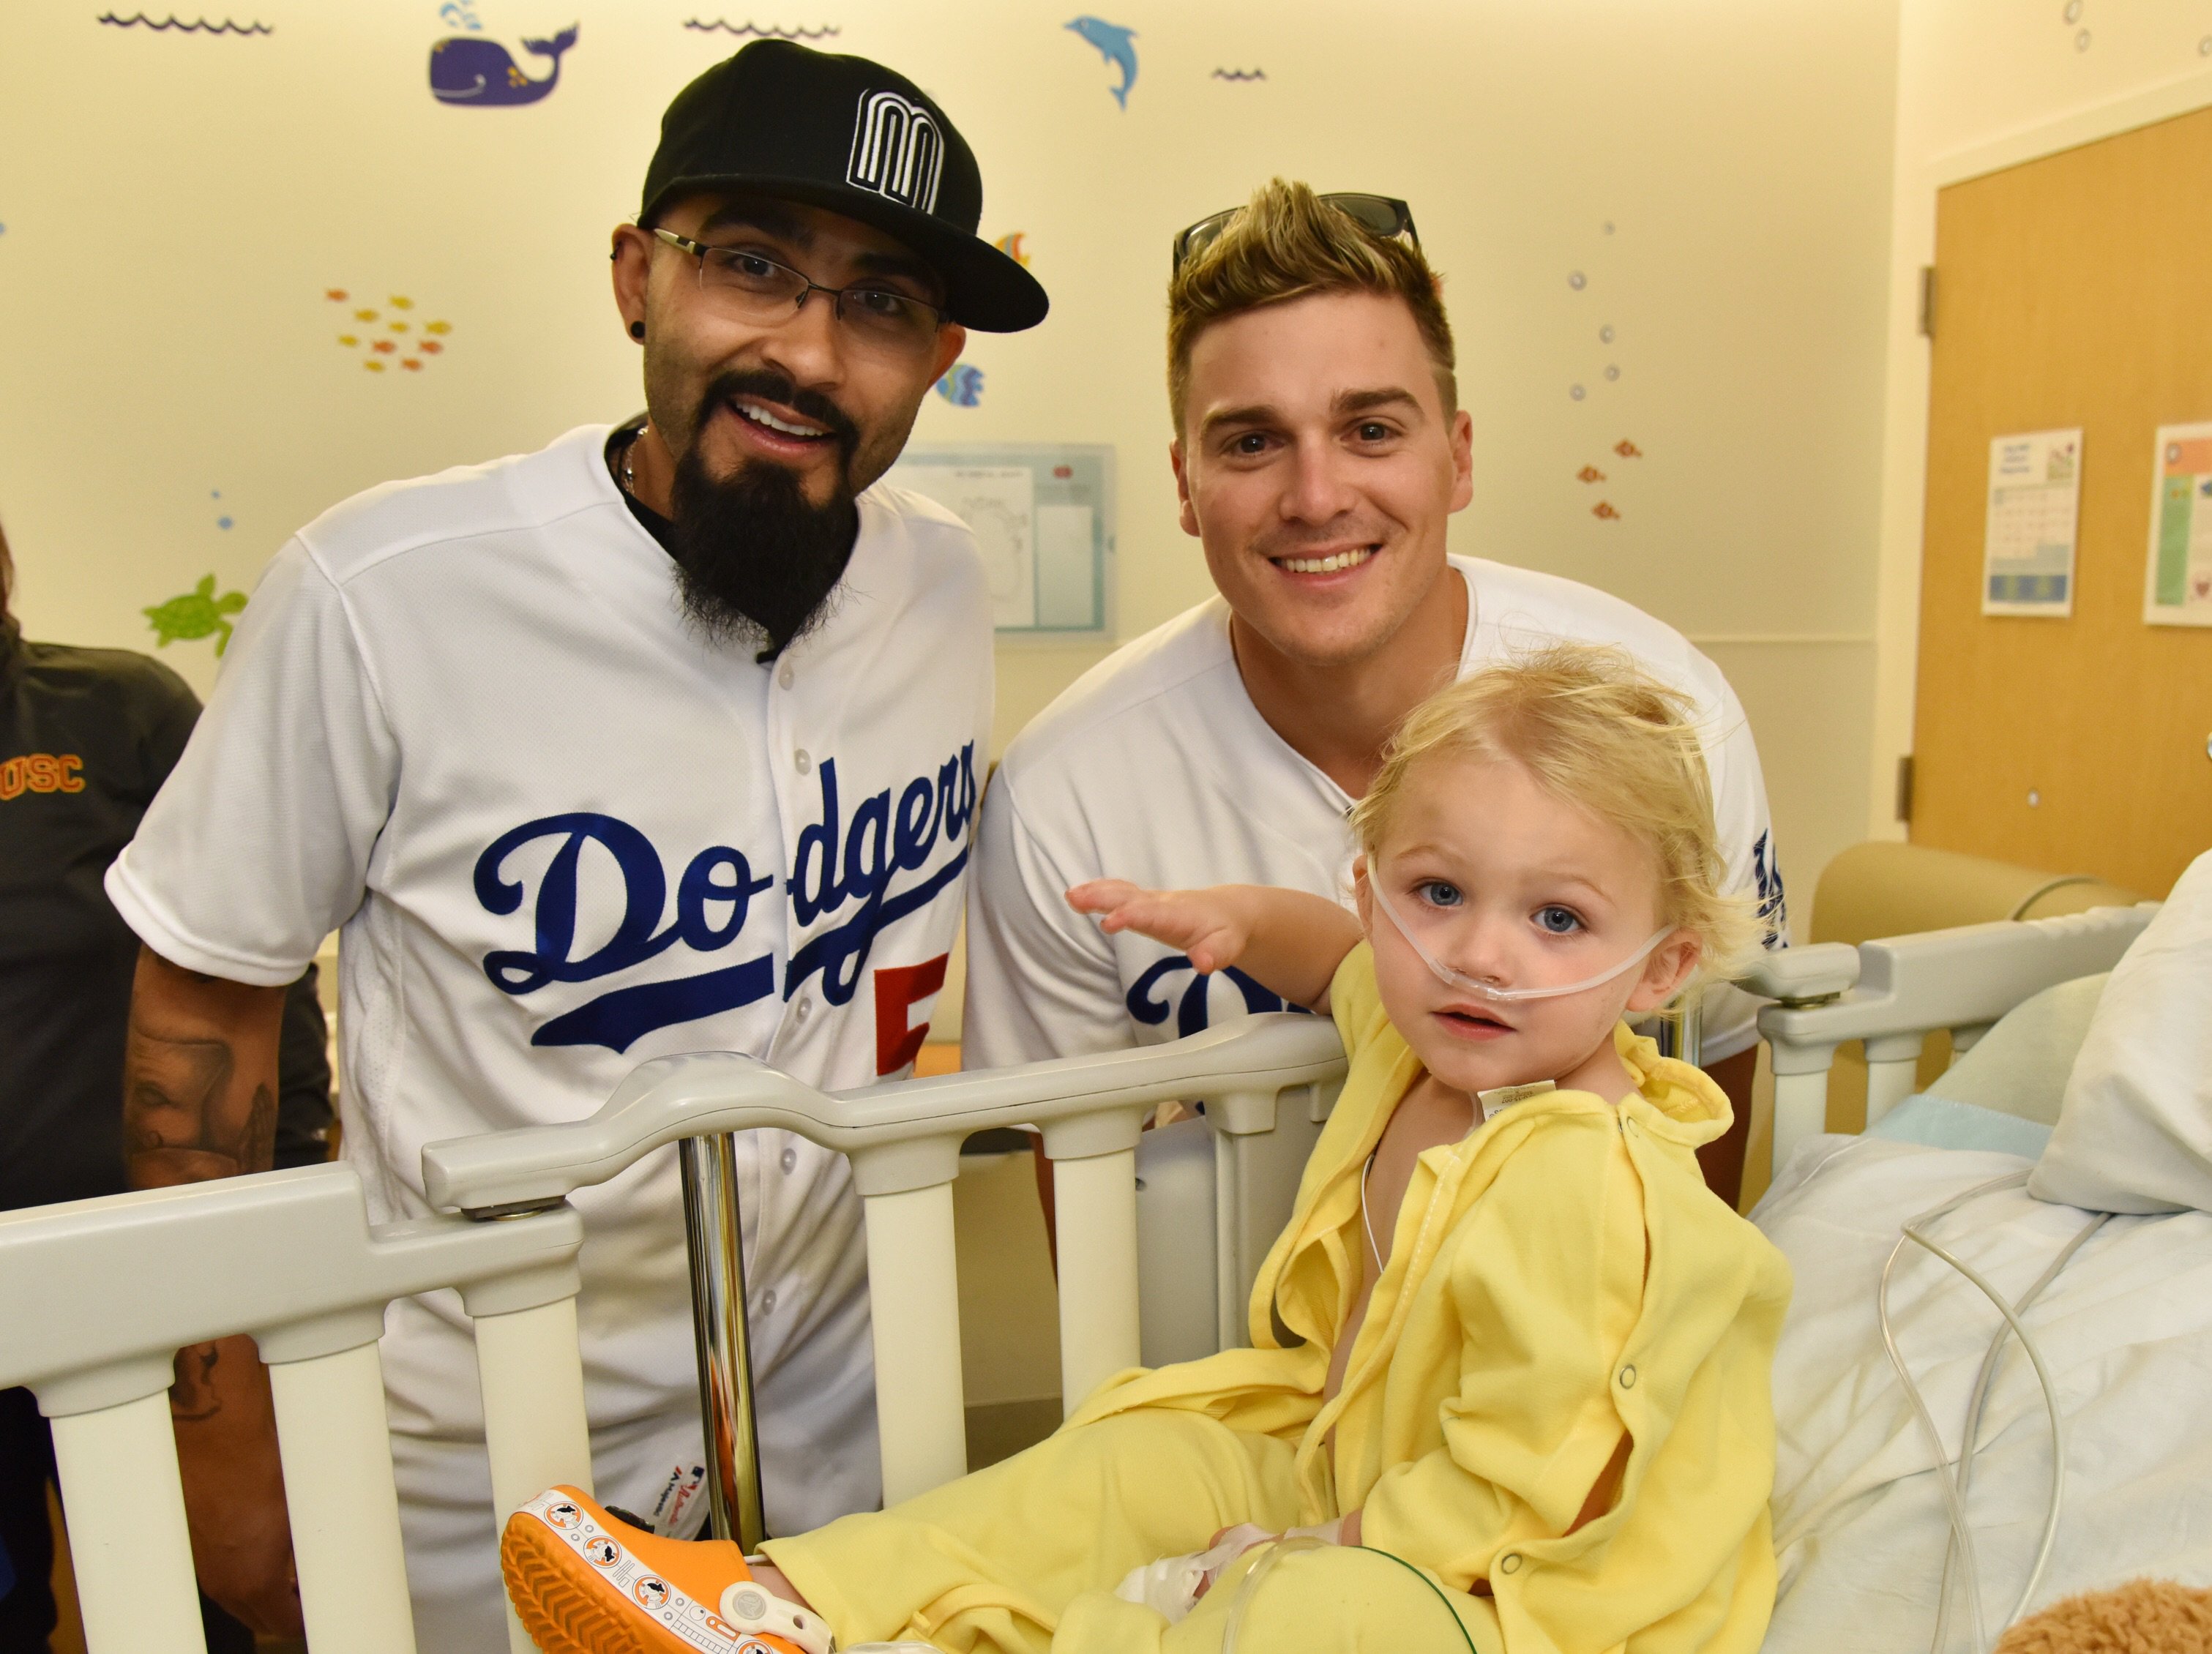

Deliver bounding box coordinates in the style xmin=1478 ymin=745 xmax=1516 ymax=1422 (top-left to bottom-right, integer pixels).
xmin=1926 ymin=973 xmax=2107 ymax=1127
xmin=2030 ymin=849 xmax=2212 ymax=1214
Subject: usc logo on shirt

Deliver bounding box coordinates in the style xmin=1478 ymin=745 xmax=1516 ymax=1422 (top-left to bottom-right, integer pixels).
xmin=0 ymin=753 xmax=85 ymax=801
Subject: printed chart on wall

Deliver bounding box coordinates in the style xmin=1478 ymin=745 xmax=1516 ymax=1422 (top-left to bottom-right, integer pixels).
xmin=2145 ymin=422 xmax=2212 ymax=626
xmin=1981 ymin=428 xmax=2082 ymax=616
xmin=885 ymin=446 xmax=1114 ymax=635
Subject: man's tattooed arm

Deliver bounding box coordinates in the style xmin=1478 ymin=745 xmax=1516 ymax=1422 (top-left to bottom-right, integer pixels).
xmin=122 ymin=946 xmax=304 ymax=1636
xmin=123 ymin=950 xmax=285 ymax=1189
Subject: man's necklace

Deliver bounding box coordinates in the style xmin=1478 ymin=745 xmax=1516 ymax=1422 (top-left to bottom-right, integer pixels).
xmin=619 ymin=430 xmax=639 ymax=497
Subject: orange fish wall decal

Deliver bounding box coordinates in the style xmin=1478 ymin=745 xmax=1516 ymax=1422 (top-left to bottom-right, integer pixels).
xmin=328 ymin=290 xmax=455 ymax=373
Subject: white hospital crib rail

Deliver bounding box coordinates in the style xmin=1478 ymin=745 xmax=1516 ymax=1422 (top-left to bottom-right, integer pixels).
xmin=1747 ymin=902 xmax=2158 ymax=1180
xmin=0 ymin=904 xmax=2156 ymax=1654
xmin=0 ymin=1014 xmax=1341 ymax=1654
xmin=0 ymin=1165 xmax=590 ymax=1654
xmin=422 ymin=1014 xmax=1348 ymax=1513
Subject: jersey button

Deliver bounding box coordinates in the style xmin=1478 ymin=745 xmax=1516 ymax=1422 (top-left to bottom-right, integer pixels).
xmin=761 ymin=1288 xmax=777 ymax=1312
xmin=1499 ymin=1553 xmax=1522 ymax=1575
xmin=1619 ymin=1365 xmax=1637 ymax=1388
xmin=794 ymin=749 xmax=812 ymax=774
xmin=777 ymin=662 xmax=795 ymax=689
xmin=780 ymin=1147 xmax=798 ymax=1174
xmin=794 ymin=998 xmax=812 ymax=1023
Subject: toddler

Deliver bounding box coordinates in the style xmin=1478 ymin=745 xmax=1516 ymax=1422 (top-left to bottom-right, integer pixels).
xmin=501 ymin=644 xmax=1793 ymax=1653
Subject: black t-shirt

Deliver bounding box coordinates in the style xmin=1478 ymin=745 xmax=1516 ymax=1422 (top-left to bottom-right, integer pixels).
xmin=0 ymin=619 xmax=332 ymax=1210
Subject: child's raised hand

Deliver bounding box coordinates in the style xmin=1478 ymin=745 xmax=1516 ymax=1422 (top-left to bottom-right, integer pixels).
xmin=1066 ymin=880 xmax=1252 ymax=976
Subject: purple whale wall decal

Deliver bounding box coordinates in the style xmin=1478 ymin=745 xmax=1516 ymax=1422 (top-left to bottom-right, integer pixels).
xmin=429 ymin=23 xmax=578 ymax=106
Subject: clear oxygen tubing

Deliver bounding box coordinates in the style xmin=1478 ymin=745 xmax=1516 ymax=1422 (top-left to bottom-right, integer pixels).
xmin=1877 ymin=1172 xmax=2087 ymax=1654
xmin=1367 ymin=878 xmax=1672 ymax=1004
xmin=1218 ymin=1535 xmax=1478 ymax=1654
xmin=1929 ymin=1209 xmax=2109 ymax=1654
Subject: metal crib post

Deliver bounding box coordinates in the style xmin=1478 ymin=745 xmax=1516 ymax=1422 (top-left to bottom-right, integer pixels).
xmin=680 ymin=1131 xmax=768 ymax=1551
xmin=1655 ymin=989 xmax=1703 ymax=1069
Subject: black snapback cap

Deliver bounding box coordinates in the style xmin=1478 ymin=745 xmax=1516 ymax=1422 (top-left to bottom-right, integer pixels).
xmin=641 ymin=40 xmax=1048 ymax=333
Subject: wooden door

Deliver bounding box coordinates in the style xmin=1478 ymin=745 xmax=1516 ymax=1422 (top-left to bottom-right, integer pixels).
xmin=1914 ymin=105 xmax=2212 ymax=898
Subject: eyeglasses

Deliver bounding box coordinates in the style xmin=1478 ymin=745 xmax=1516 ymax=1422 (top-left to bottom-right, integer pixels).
xmin=1170 ymin=193 xmax=1419 ymax=274
xmin=651 ymin=228 xmax=949 ymax=359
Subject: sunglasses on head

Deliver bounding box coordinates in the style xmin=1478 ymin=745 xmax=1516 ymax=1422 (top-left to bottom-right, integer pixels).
xmin=1170 ymin=192 xmax=1420 ymax=274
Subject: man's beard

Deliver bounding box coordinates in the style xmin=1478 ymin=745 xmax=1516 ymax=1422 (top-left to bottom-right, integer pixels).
xmin=667 ymin=370 xmax=863 ymax=658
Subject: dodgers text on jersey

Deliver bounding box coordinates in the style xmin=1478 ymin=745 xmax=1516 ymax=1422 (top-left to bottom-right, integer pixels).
xmin=472 ymin=742 xmax=978 ymax=1055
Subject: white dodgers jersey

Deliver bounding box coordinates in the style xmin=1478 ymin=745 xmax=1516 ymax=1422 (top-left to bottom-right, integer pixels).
xmin=108 ymin=424 xmax=992 ymax=1647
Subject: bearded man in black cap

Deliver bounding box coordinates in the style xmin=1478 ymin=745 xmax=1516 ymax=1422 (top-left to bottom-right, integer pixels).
xmin=105 ymin=42 xmax=1044 ymax=1647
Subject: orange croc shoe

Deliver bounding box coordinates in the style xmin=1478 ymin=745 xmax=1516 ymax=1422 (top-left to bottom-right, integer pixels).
xmin=502 ymin=1486 xmax=831 ymax=1654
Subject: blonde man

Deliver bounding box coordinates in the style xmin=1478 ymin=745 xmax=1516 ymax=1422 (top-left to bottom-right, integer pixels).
xmin=963 ymin=181 xmax=1785 ymax=1201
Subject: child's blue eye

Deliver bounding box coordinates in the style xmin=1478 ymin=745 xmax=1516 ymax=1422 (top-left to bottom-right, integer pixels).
xmin=1416 ymin=880 xmax=1462 ymax=909
xmin=1534 ymin=905 xmax=1583 ymax=935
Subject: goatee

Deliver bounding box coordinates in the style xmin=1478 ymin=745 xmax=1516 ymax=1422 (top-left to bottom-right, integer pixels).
xmin=667 ymin=373 xmax=863 ymax=658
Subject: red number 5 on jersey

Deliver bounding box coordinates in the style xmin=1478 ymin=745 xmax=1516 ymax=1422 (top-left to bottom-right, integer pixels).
xmin=873 ymin=954 xmax=949 ymax=1076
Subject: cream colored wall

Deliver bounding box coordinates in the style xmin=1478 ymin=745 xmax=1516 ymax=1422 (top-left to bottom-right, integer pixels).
xmin=0 ymin=0 xmax=1898 ymax=920
xmin=1869 ymin=1 xmax=2212 ymax=846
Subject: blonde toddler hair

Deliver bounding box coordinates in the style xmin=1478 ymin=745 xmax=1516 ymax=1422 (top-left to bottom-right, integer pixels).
xmin=1348 ymin=644 xmax=1763 ymax=984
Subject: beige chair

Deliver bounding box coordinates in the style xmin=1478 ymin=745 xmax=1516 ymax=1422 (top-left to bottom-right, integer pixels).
xmin=1806 ymin=842 xmax=2140 ymax=1135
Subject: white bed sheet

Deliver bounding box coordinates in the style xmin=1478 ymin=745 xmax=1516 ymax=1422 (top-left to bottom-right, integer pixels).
xmin=1753 ymin=1134 xmax=2212 ymax=1653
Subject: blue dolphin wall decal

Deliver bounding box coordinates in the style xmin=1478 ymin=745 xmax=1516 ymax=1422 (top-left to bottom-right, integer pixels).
xmin=1065 ymin=16 xmax=1137 ymax=110
xmin=430 ymin=23 xmax=579 ymax=106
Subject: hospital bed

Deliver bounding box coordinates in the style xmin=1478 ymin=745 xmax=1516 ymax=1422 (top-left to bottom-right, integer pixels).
xmin=0 ymin=900 xmax=2159 ymax=1654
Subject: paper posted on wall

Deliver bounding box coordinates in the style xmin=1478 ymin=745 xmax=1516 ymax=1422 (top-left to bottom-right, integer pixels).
xmin=886 ymin=444 xmax=1115 ymax=635
xmin=2144 ymin=422 xmax=2212 ymax=628
xmin=1982 ymin=428 xmax=2082 ymax=618
xmin=894 ymin=465 xmax=1037 ymax=629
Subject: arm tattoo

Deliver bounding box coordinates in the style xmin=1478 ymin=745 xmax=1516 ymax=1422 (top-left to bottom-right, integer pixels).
xmin=242 ymin=1082 xmax=277 ymax=1181
xmin=172 ymin=1342 xmax=223 ymax=1421
xmin=124 ymin=1022 xmax=280 ymax=1186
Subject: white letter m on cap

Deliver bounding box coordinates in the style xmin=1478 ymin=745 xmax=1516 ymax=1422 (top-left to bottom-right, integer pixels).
xmin=847 ymin=89 xmax=944 ymax=212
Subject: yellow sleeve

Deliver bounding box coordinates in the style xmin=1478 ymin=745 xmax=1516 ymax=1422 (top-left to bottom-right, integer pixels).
xmin=1328 ymin=941 xmax=1391 ymax=1057
xmin=1359 ymin=1116 xmax=1643 ymax=1590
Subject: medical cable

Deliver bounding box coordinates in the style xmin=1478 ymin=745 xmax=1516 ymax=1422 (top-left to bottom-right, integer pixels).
xmin=1361 ymin=1147 xmax=1383 ymax=1276
xmin=1354 ymin=1547 xmax=1480 ymax=1654
xmin=1879 ymin=1172 xmax=2028 ymax=1654
xmin=1905 ymin=1209 xmax=2088 ymax=1642
xmin=1877 ymin=1172 xmax=2082 ymax=1654
xmin=1930 ymin=1208 xmax=2108 ymax=1654
xmin=1218 ymin=1533 xmax=1478 ymax=1654
xmin=1880 ymin=1221 xmax=1990 ymax=1654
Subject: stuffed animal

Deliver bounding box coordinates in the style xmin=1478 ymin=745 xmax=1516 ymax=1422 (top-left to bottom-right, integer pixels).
xmin=1996 ymin=1579 xmax=2212 ymax=1653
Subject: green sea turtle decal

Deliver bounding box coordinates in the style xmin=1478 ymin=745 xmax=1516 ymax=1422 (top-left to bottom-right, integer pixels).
xmin=145 ymin=574 xmax=247 ymax=656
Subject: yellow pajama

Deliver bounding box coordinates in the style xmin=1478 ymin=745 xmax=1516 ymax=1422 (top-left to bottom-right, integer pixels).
xmin=765 ymin=948 xmax=1791 ymax=1653
xmin=765 ymin=1408 xmax=1483 ymax=1652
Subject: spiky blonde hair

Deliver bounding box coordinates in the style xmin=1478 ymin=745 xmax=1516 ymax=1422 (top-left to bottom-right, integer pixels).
xmin=1165 ymin=178 xmax=1455 ymax=433
xmin=1348 ymin=643 xmax=1762 ymax=984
